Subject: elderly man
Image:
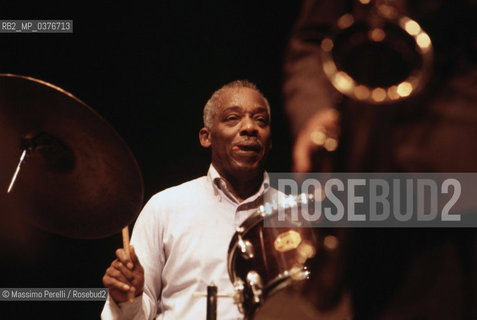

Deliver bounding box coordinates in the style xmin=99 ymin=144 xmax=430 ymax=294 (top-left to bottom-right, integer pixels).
xmin=101 ymin=80 xmax=272 ymax=320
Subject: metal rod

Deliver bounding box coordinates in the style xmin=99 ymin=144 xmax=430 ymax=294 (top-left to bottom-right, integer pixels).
xmin=206 ymin=283 xmax=217 ymax=320
xmin=7 ymin=149 xmax=27 ymax=194
xmin=192 ymin=292 xmax=233 ymax=298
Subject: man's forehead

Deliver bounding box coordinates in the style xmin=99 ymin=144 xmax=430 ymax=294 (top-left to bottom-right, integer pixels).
xmin=217 ymin=87 xmax=267 ymax=110
xmin=221 ymin=105 xmax=269 ymax=114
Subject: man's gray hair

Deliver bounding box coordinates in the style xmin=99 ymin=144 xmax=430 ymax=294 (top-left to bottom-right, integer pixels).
xmin=203 ymin=80 xmax=271 ymax=129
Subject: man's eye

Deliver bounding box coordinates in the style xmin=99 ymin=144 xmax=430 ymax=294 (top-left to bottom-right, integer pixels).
xmin=225 ymin=115 xmax=239 ymax=121
xmin=255 ymin=117 xmax=268 ymax=124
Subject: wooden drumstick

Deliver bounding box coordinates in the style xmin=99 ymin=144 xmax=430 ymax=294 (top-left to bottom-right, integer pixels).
xmin=121 ymin=226 xmax=135 ymax=303
xmin=122 ymin=226 xmax=131 ymax=258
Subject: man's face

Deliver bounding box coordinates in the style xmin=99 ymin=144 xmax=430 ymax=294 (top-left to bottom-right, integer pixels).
xmin=200 ymin=87 xmax=272 ymax=179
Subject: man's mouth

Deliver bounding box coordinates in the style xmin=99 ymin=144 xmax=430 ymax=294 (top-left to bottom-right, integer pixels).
xmin=232 ymin=143 xmax=261 ymax=153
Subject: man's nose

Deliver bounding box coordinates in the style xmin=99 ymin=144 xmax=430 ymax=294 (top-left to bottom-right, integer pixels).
xmin=240 ymin=116 xmax=258 ymax=136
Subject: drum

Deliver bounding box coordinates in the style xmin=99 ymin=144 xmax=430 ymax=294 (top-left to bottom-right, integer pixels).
xmin=227 ymin=194 xmax=347 ymax=319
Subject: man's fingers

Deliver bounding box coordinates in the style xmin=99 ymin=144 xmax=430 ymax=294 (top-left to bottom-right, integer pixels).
xmin=115 ymin=248 xmax=134 ymax=270
xmin=104 ymin=250 xmax=145 ymax=303
xmin=111 ymin=261 xmax=135 ymax=281
xmin=114 ymin=246 xmax=143 ymax=273
xmin=129 ymin=246 xmax=142 ymax=268
xmin=107 ymin=266 xmax=128 ymax=283
xmin=103 ymin=274 xmax=131 ymax=292
xmin=115 ymin=248 xmax=129 ymax=263
xmin=129 ymin=286 xmax=137 ymax=296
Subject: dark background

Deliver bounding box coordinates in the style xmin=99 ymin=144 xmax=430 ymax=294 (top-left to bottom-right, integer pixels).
xmin=0 ymin=1 xmax=302 ymax=319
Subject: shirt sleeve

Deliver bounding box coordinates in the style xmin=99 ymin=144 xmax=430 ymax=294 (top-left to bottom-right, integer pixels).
xmin=101 ymin=295 xmax=144 ymax=320
xmin=101 ymin=195 xmax=165 ymax=320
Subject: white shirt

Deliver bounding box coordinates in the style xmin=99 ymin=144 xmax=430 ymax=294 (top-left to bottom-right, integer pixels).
xmin=101 ymin=165 xmax=270 ymax=320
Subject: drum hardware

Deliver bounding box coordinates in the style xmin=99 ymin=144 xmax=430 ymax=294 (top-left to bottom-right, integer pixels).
xmin=257 ymin=200 xmax=278 ymax=216
xmin=228 ymin=193 xmax=321 ymax=319
xmin=7 ymin=132 xmax=74 ymax=193
xmin=238 ymin=234 xmax=255 ymax=260
xmin=257 ymin=194 xmax=315 ymax=226
xmin=192 ymin=284 xmax=237 ymax=320
xmin=274 ymin=230 xmax=302 ymax=252
xmin=232 ymin=265 xmax=312 ymax=319
xmin=192 ymin=292 xmax=234 ymax=298
xmin=232 ymin=279 xmax=246 ymax=313
xmin=277 ymin=267 xmax=311 ymax=282
xmin=206 ymin=283 xmax=218 ymax=320
xmin=321 ymin=0 xmax=434 ymax=105
xmin=246 ymin=271 xmax=264 ymax=304
xmin=7 ymin=148 xmax=29 ymax=194
xmin=290 ymin=266 xmax=311 ymax=281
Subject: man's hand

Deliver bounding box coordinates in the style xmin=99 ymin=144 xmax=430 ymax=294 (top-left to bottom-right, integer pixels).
xmin=293 ymin=108 xmax=340 ymax=172
xmin=103 ymin=246 xmax=145 ymax=303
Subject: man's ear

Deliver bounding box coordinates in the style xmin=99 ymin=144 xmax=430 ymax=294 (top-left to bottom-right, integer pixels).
xmin=199 ymin=127 xmax=211 ymax=148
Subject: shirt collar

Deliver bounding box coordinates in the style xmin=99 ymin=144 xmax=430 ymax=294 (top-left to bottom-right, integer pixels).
xmin=207 ymin=164 xmax=270 ymax=205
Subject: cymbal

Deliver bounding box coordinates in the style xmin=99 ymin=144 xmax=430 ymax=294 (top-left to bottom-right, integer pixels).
xmin=0 ymin=74 xmax=144 ymax=239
